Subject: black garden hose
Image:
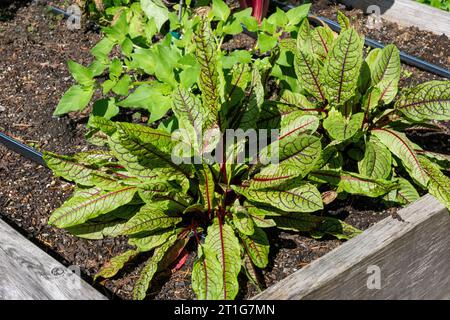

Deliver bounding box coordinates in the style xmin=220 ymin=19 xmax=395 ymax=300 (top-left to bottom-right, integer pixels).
xmin=49 ymin=5 xmax=71 ymax=18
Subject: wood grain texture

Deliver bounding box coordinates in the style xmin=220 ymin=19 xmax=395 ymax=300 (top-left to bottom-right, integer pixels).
xmin=0 ymin=219 xmax=107 ymax=300
xmin=340 ymin=0 xmax=450 ymax=36
xmin=254 ymin=194 xmax=450 ymax=300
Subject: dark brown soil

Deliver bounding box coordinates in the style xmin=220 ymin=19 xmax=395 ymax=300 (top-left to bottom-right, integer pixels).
xmin=0 ymin=1 xmax=448 ymax=300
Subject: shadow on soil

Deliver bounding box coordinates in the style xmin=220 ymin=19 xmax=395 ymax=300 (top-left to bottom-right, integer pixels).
xmin=0 ymin=0 xmax=33 ymax=21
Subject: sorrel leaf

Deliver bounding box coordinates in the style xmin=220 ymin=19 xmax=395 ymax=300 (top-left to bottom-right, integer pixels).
xmin=395 ymin=81 xmax=450 ymax=121
xmin=320 ymin=28 xmax=363 ymax=105
xmin=372 ymin=128 xmax=429 ymax=187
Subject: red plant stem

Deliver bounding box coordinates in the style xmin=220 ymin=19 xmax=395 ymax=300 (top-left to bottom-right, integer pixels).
xmin=238 ymin=0 xmax=269 ymax=23
xmin=252 ymin=0 xmax=264 ymax=23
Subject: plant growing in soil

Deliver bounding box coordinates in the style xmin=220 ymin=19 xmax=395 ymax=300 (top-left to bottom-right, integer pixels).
xmin=44 ymin=17 xmax=359 ymax=300
xmin=53 ymin=0 xmax=311 ymax=124
xmin=276 ymin=13 xmax=450 ymax=209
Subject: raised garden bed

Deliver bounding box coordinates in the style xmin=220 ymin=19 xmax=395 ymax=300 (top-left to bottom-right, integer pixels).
xmin=255 ymin=194 xmax=450 ymax=299
xmin=0 ymin=1 xmax=449 ymax=300
xmin=340 ymin=0 xmax=450 ymax=36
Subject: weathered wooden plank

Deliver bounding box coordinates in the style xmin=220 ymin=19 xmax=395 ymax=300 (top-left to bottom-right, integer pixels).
xmin=254 ymin=194 xmax=450 ymax=300
xmin=0 ymin=219 xmax=107 ymax=300
xmin=340 ymin=0 xmax=450 ymax=36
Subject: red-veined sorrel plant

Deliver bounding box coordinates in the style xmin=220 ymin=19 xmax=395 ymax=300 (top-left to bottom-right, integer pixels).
xmin=44 ymin=17 xmax=359 ymax=300
xmin=276 ymin=12 xmax=450 ymax=209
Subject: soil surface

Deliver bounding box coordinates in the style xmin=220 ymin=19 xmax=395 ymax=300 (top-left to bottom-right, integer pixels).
xmin=0 ymin=1 xmax=448 ymax=300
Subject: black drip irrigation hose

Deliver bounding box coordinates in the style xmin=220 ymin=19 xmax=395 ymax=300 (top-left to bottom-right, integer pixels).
xmin=1 ymin=4 xmax=450 ymax=166
xmin=49 ymin=6 xmax=71 ymax=19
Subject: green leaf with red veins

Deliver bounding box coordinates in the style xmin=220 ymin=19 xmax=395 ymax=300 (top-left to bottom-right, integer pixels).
xmin=296 ymin=18 xmax=311 ymax=47
xmin=95 ymin=249 xmax=139 ymax=280
xmin=115 ymin=122 xmax=193 ymax=179
xmin=137 ymin=179 xmax=186 ymax=204
xmin=233 ymin=183 xmax=323 ymax=213
xmin=309 ymin=170 xmax=397 ymax=197
xmin=294 ymin=47 xmax=326 ymax=101
xmin=48 ymin=186 xmax=137 ymax=228
xmin=66 ymin=220 xmax=126 ymax=240
xmin=202 ymin=221 xmax=241 ymax=300
xmin=44 ymin=151 xmax=104 ymax=187
xmin=369 ymin=44 xmax=401 ymax=104
xmin=361 ymin=87 xmax=382 ymax=122
xmin=273 ymin=212 xmax=361 ymax=240
xmin=310 ymin=26 xmax=335 ymax=61
xmin=415 ymin=150 xmax=450 ymax=169
xmin=240 ymin=227 xmax=269 ymax=268
xmin=323 ymin=109 xmax=364 ymax=141
xmin=238 ymin=68 xmax=264 ymax=131
xmin=251 ymin=134 xmax=322 ymax=189
xmin=108 ymin=131 xmax=156 ymax=180
xmin=231 ymin=201 xmax=255 ymax=236
xmin=194 ymin=19 xmax=222 ymax=125
xmin=279 ymin=38 xmax=297 ymax=52
xmin=337 ymin=10 xmax=351 ymax=30
xmin=192 ymin=243 xmax=224 ymax=300
xmin=320 ymin=28 xmax=364 ymax=105
xmin=128 ymin=229 xmax=176 ymax=252
xmin=119 ymin=201 xmax=183 ymax=236
xmin=196 ymin=164 xmax=216 ymax=213
xmin=395 ymin=80 xmax=450 ymax=121
xmin=311 ymin=218 xmax=361 ymax=240
xmin=372 ymin=128 xmax=429 ymax=187
xmin=384 ymin=177 xmax=420 ymax=205
xmin=224 ymin=63 xmax=252 ymax=111
xmin=279 ymin=90 xmax=315 ymax=110
xmin=419 ymin=156 xmax=450 ymax=210
xmin=172 ymin=86 xmax=206 ymax=153
xmin=358 ymin=138 xmax=392 ymax=179
xmin=133 ymin=233 xmax=179 ymax=300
